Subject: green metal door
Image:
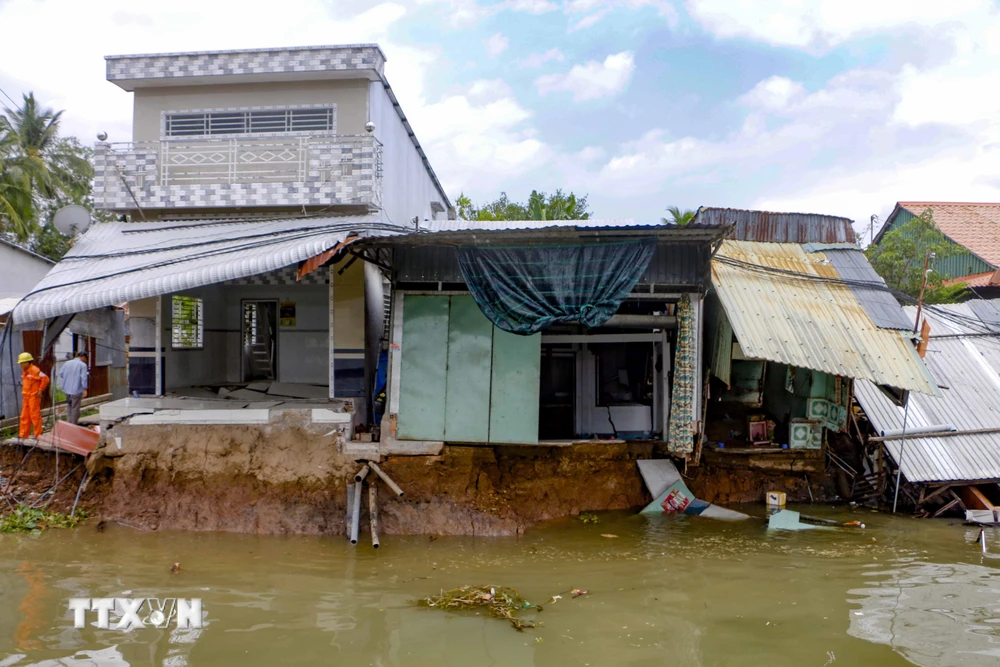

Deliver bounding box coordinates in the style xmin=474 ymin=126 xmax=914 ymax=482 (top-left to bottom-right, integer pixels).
xmin=489 ymin=328 xmax=541 ymax=444
xmin=444 ymin=296 xmax=493 ymax=442
xmin=398 ymin=295 xmax=450 ymax=440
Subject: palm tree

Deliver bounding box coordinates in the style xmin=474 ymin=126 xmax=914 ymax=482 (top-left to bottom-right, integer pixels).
xmin=663 ymin=206 xmax=697 ymax=226
xmin=0 ymin=93 xmax=92 ymax=240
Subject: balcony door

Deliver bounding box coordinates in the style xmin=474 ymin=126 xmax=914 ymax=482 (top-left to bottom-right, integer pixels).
xmin=242 ymin=300 xmax=278 ymax=382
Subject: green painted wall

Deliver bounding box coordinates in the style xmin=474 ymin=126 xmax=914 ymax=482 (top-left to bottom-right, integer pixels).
xmin=398 ymin=295 xmax=449 ymax=440
xmin=884 ymin=208 xmax=992 ymax=279
xmin=444 ymin=296 xmax=493 ymax=442
xmin=398 ymin=294 xmax=540 ymax=444
xmin=488 ymin=327 xmax=542 ymax=444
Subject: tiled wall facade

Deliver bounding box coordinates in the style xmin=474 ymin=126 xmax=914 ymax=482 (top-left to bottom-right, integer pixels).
xmin=94 ymin=138 xmax=382 ymax=212
xmin=107 ymin=45 xmax=386 ymax=83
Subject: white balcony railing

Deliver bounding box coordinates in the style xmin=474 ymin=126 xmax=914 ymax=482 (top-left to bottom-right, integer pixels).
xmin=94 ymin=135 xmax=383 ymax=211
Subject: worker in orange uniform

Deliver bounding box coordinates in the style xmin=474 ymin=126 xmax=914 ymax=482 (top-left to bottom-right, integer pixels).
xmin=17 ymin=352 xmax=49 ymax=440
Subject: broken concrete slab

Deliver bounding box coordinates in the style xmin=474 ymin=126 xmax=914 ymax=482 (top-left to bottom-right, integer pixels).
xmin=169 ymin=387 xmax=221 ymax=399
xmin=99 ymin=398 xmax=249 ymax=420
xmin=226 ymin=389 xmax=270 ymax=400
xmin=128 ymin=409 xmax=271 ymax=425
xmin=246 ymin=382 xmax=272 ymax=392
xmin=266 ymin=382 xmax=329 ymax=399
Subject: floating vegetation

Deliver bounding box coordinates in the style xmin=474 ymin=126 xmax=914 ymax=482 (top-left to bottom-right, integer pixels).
xmin=417 ymin=585 xmax=537 ymax=631
xmin=578 ymin=512 xmax=600 ymax=524
xmin=0 ymin=505 xmax=88 ymax=534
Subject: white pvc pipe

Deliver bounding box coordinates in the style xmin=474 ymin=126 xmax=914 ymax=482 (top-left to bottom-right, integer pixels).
xmin=350 ymin=467 xmax=368 ymax=544
xmin=369 ymin=483 xmax=379 ymax=549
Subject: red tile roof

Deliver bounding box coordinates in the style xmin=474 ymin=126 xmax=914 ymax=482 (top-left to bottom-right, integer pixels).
xmin=942 ymin=270 xmax=1000 ymax=287
xmin=897 ymin=202 xmax=1000 ymax=268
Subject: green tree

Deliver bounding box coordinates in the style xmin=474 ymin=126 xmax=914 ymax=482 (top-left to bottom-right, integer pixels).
xmin=662 ymin=206 xmax=696 ymax=226
xmin=866 ymin=208 xmax=966 ymax=304
xmin=456 ymin=189 xmax=590 ymax=221
xmin=0 ymin=93 xmax=93 ymax=243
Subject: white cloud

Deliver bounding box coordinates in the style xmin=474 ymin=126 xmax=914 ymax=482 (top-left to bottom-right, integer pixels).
xmin=483 ymin=32 xmax=509 ymax=57
xmin=687 ymin=0 xmax=994 ymax=49
xmin=520 ymin=48 xmax=566 ymax=68
xmin=567 ymin=0 xmax=679 ymax=31
xmin=535 ymin=51 xmax=636 ymax=101
xmin=738 ymin=76 xmax=806 ymax=110
xmin=405 ymin=78 xmax=549 ymax=195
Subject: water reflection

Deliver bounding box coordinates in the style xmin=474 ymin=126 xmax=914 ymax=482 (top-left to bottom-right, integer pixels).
xmin=848 ymin=547 xmax=1000 ymax=666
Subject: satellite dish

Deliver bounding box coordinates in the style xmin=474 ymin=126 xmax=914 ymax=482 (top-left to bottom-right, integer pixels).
xmin=52 ymin=205 xmax=92 ymax=236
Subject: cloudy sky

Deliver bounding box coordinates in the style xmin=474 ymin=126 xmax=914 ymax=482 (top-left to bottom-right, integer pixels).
xmin=2 ymin=0 xmax=999 ymax=239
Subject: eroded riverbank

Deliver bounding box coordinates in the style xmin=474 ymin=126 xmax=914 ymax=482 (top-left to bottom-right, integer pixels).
xmin=1 ymin=507 xmax=997 ymax=666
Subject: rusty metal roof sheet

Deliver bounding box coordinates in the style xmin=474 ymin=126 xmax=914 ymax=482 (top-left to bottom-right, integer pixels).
xmin=855 ymin=303 xmax=1000 ymax=483
xmin=694 ymin=207 xmax=856 ymax=244
xmin=711 ymin=240 xmax=937 ymax=394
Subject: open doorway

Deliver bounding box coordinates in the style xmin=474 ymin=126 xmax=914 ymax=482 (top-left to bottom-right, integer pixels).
xmin=242 ymin=300 xmax=277 ymax=382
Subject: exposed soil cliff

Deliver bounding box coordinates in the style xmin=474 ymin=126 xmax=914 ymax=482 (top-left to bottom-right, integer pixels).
xmin=3 ymin=417 xmax=837 ymax=536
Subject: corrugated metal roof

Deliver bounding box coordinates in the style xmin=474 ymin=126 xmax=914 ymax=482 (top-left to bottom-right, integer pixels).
xmin=711 ymin=240 xmax=937 ymax=394
xmin=394 ymin=243 xmax=708 ymax=286
xmin=380 ymin=219 xmax=728 ymax=246
xmin=420 ymin=218 xmax=647 ymax=232
xmin=823 ymin=249 xmax=913 ymax=330
xmin=855 ymin=302 xmax=1000 ymax=483
xmin=11 ymin=215 xmax=404 ymax=323
xmin=694 ymin=207 xmax=856 ymax=244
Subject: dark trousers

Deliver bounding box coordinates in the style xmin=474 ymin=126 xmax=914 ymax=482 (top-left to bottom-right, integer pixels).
xmin=67 ymin=393 xmax=83 ymax=425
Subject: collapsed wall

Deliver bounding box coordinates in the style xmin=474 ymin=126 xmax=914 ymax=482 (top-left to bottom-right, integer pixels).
xmin=77 ymin=414 xmax=835 ymax=536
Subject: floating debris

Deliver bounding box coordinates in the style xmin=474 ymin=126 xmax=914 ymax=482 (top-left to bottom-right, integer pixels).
xmin=0 ymin=505 xmax=88 ymax=534
xmin=601 ymin=533 xmax=619 ymax=539
xmin=578 ymin=512 xmax=599 ymax=524
xmin=417 ymin=585 xmax=537 ymax=631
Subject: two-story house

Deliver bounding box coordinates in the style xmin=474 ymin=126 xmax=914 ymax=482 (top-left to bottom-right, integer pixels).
xmin=13 ymin=44 xmax=452 ymax=429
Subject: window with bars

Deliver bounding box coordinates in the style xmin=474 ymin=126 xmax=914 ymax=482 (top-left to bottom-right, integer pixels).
xmin=171 ymin=296 xmax=204 ymax=349
xmin=165 ymin=107 xmax=335 ymax=137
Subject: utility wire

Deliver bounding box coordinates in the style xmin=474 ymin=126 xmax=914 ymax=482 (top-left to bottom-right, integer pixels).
xmin=0 ymin=84 xmax=17 ymax=107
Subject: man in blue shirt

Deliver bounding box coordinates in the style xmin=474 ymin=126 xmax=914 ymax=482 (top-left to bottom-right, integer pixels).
xmin=59 ymin=352 xmax=89 ymax=425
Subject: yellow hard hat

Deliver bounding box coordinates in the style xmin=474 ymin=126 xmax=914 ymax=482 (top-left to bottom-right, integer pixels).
xmin=17 ymin=352 xmax=33 ymax=363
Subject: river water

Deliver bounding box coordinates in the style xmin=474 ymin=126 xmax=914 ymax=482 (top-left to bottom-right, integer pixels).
xmin=1 ymin=506 xmax=999 ymax=666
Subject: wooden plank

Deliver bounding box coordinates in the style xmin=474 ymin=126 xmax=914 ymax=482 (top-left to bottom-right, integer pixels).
xmin=397 ymin=295 xmax=450 ymax=440
xmin=444 ymin=296 xmax=493 ymax=443
xmin=488 ymin=328 xmax=541 ymax=444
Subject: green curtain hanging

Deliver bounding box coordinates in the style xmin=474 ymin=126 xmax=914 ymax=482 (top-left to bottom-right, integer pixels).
xmin=667 ymin=294 xmax=695 ymax=456
xmin=456 ymin=239 xmax=657 ymax=335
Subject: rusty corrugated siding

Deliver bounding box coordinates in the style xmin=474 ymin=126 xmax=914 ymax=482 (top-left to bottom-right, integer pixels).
xmin=711 ymin=240 xmax=937 ymax=394
xmin=694 ymin=208 xmax=856 ymax=244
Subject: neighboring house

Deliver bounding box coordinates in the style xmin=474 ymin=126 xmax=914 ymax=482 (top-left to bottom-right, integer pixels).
xmin=1 ymin=240 xmax=56 ymax=420
xmin=874 ymin=202 xmax=1000 ymax=286
xmin=693 ymin=208 xmax=936 ymax=490
xmin=0 ymin=240 xmax=127 ymax=421
xmin=12 ymin=43 xmax=452 ymax=432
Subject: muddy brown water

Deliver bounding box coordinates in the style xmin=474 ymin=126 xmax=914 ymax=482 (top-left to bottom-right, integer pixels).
xmin=1 ymin=506 xmax=998 ymax=666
